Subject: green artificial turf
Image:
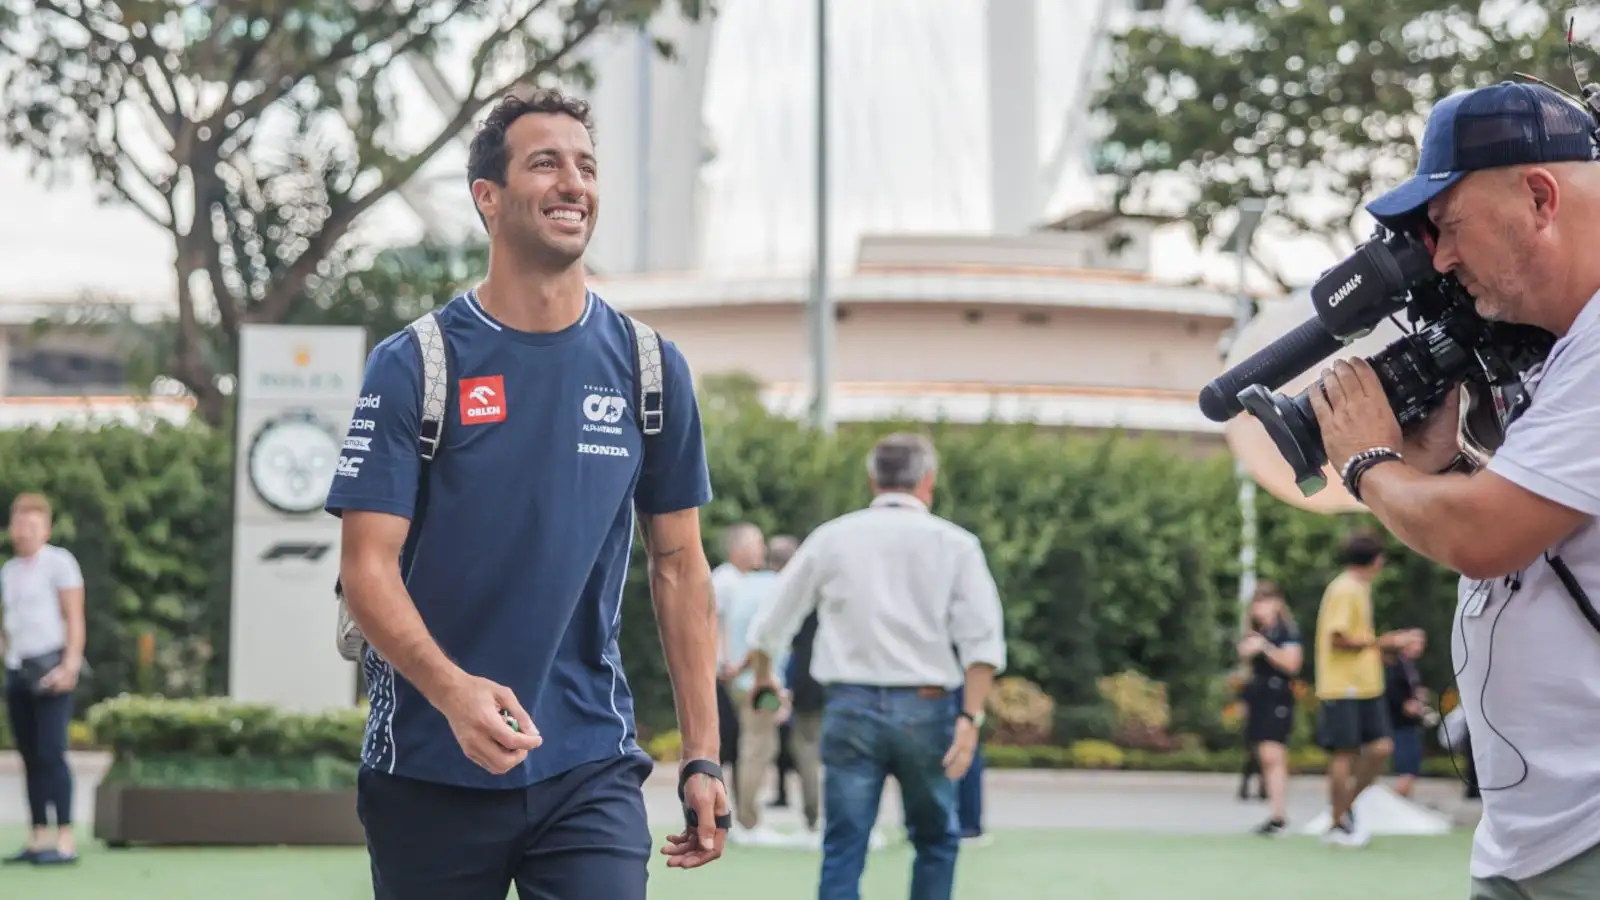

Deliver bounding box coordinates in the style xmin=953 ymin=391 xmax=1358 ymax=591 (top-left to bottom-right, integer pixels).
xmin=0 ymin=828 xmax=1473 ymax=900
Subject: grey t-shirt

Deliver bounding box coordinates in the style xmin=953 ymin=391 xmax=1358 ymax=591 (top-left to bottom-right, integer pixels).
xmin=1454 ymin=294 xmax=1600 ymax=881
xmin=0 ymin=544 xmax=84 ymax=669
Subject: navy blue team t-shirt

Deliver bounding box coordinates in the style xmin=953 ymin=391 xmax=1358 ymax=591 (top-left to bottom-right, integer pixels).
xmin=325 ymin=289 xmax=712 ymax=790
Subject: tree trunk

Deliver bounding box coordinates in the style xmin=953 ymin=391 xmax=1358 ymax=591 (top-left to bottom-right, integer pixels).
xmin=172 ymin=250 xmax=226 ymax=426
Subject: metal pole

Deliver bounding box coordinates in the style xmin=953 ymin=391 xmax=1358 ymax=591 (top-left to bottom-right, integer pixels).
xmin=1227 ymin=199 xmax=1265 ymax=611
xmin=809 ymin=0 xmax=834 ymax=433
xmin=1235 ymin=241 xmax=1257 ymax=610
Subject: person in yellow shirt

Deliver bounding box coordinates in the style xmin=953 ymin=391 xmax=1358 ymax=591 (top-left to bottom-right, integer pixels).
xmin=1313 ymin=531 xmax=1420 ymax=847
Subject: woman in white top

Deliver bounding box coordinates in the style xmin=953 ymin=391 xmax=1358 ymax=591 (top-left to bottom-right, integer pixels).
xmin=1 ymin=493 xmax=86 ymax=866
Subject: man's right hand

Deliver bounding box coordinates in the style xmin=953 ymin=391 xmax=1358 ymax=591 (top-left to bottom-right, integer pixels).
xmin=437 ymin=673 xmax=542 ymax=775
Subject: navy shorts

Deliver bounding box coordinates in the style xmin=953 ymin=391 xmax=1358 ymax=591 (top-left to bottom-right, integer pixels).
xmin=1315 ymin=697 xmax=1393 ymax=752
xmin=357 ymin=751 xmax=654 ymax=900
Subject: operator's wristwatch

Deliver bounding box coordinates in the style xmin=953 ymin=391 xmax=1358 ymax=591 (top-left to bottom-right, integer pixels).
xmin=957 ymin=709 xmax=986 ymax=729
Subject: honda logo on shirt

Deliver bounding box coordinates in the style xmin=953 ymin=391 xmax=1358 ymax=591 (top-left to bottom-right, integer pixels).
xmin=460 ymin=375 xmax=507 ymax=424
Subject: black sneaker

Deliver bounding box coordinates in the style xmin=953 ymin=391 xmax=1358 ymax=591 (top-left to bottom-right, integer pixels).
xmin=1253 ymin=818 xmax=1287 ymax=836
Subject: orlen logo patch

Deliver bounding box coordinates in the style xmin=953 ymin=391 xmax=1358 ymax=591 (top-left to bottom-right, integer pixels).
xmin=460 ymin=375 xmax=507 ymax=425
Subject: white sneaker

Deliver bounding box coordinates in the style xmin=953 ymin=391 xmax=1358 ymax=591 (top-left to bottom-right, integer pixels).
xmin=1322 ymin=824 xmax=1369 ymax=847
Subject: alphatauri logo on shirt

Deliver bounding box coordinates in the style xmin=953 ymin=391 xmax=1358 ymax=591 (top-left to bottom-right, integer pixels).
xmin=460 ymin=375 xmax=507 ymax=425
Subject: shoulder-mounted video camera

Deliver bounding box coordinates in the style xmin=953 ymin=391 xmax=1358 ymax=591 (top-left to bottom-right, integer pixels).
xmin=1197 ymin=69 xmax=1600 ymax=496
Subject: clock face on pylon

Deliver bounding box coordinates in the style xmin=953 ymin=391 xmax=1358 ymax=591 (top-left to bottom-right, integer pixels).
xmin=247 ymin=409 xmax=342 ymax=515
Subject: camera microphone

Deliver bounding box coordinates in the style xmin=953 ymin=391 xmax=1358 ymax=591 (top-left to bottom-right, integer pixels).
xmin=1196 ymin=234 xmax=1429 ymax=425
xmin=1198 ymin=317 xmax=1346 ymax=423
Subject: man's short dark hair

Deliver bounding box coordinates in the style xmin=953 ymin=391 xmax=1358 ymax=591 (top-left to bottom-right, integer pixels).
xmin=465 ymin=87 xmax=595 ymax=225
xmin=1341 ymin=530 xmax=1385 ymax=567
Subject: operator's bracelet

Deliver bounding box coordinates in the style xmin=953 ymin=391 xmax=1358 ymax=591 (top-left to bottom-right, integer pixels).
xmin=1340 ymin=446 xmax=1404 ymax=502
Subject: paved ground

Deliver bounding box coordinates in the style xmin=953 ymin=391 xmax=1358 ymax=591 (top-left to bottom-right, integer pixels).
xmin=0 ymin=750 xmax=1483 ymax=835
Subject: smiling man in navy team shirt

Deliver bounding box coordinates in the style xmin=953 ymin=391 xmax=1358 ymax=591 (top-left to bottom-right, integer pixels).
xmin=326 ymin=88 xmax=728 ymax=900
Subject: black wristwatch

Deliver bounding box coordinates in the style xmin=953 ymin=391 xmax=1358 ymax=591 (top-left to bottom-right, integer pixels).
xmin=677 ymin=759 xmax=734 ymax=830
xmin=957 ymin=710 xmax=986 ymax=729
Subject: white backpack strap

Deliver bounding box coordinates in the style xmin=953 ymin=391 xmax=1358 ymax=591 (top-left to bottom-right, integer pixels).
xmin=336 ymin=311 xmax=449 ymax=664
xmin=627 ymin=314 xmax=664 ymax=436
xmin=407 ymin=311 xmax=448 ymax=461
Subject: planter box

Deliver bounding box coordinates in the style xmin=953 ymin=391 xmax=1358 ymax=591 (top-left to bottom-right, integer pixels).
xmin=93 ymin=782 xmax=365 ymax=847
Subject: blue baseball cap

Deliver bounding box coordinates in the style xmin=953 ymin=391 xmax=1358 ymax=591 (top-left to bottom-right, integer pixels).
xmin=1366 ymin=80 xmax=1598 ymax=228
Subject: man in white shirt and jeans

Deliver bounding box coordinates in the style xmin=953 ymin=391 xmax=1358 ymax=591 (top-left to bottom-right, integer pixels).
xmin=1313 ymin=80 xmax=1600 ymax=897
xmin=746 ymin=433 xmax=1006 ymax=900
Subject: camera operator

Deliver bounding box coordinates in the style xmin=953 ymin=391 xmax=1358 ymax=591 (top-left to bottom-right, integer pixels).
xmin=1310 ymin=80 xmax=1600 ymax=899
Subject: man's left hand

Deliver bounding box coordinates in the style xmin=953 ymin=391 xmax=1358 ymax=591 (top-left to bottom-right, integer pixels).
xmin=1309 ymin=357 xmax=1404 ymax=476
xmin=661 ymin=768 xmax=729 ymax=870
xmin=943 ymin=716 xmax=980 ymax=780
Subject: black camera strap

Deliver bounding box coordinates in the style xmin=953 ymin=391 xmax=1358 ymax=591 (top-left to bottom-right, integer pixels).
xmin=1547 ymin=552 xmax=1600 ymax=635
xmin=1500 ymin=374 xmax=1600 ymax=635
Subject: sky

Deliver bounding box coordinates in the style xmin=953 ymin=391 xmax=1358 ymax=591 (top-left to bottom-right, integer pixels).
xmin=0 ymin=0 xmax=1356 ymax=316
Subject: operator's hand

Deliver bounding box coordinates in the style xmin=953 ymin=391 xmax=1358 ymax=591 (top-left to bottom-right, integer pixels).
xmin=1309 ymin=357 xmax=1404 ymax=477
xmin=1400 ymin=384 xmax=1464 ymax=474
xmin=944 ymin=715 xmax=981 ymax=780
xmin=438 ymin=673 xmax=541 ymax=775
xmin=661 ymin=765 xmax=729 ymax=869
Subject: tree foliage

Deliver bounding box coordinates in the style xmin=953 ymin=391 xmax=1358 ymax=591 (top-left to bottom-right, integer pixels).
xmin=0 ymin=0 xmax=704 ymax=420
xmin=3 ymin=383 xmax=1466 ymax=746
xmin=285 ymin=239 xmax=488 ymax=349
xmin=1092 ymin=0 xmax=1587 ymax=287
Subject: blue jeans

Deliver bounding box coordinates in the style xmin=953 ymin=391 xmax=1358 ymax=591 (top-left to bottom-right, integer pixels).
xmin=4 ymin=674 xmax=75 ymax=828
xmin=956 ymin=743 xmax=984 ymax=836
xmin=818 ymin=685 xmax=960 ymax=900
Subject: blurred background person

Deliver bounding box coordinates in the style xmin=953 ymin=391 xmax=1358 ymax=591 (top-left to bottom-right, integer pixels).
xmin=714 ymin=523 xmax=766 ymax=794
xmin=1 ymin=492 xmax=87 ymax=866
xmin=1313 ymin=531 xmax=1416 ymax=847
xmin=783 ymin=607 xmax=826 ymax=844
xmin=723 ymin=533 xmax=796 ymax=845
xmin=1236 ymin=580 xmax=1302 ymax=836
xmin=1384 ymin=630 xmax=1430 ymax=799
xmin=745 ymin=432 xmax=1006 ymax=900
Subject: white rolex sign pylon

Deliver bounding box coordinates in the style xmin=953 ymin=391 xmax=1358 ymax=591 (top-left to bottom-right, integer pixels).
xmin=229 ymin=324 xmax=367 ymax=712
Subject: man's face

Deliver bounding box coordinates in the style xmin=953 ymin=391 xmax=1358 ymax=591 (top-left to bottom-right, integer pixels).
xmin=737 ymin=538 xmax=767 ymax=571
xmin=8 ymin=510 xmax=48 ymax=555
xmin=481 ymin=112 xmax=598 ymax=268
xmin=1426 ymin=168 xmax=1551 ymax=325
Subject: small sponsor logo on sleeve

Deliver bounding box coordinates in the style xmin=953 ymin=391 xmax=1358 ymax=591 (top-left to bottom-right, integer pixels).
xmin=335 ymin=456 xmax=364 ymax=478
xmin=349 ymin=418 xmax=375 ymax=432
xmin=355 ymin=394 xmax=382 ymax=410
xmin=343 ymin=436 xmax=372 ymax=452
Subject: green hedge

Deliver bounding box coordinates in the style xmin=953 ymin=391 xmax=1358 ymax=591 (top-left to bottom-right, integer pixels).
xmin=86 ymin=694 xmax=365 ymax=759
xmin=82 ymin=696 xmax=1474 ymax=788
xmin=0 ymin=376 xmax=1465 ymax=744
xmin=87 ymin=695 xmax=366 ymax=790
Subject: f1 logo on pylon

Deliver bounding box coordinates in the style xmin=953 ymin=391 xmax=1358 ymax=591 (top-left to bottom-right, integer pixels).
xmin=460 ymin=375 xmax=507 ymax=425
